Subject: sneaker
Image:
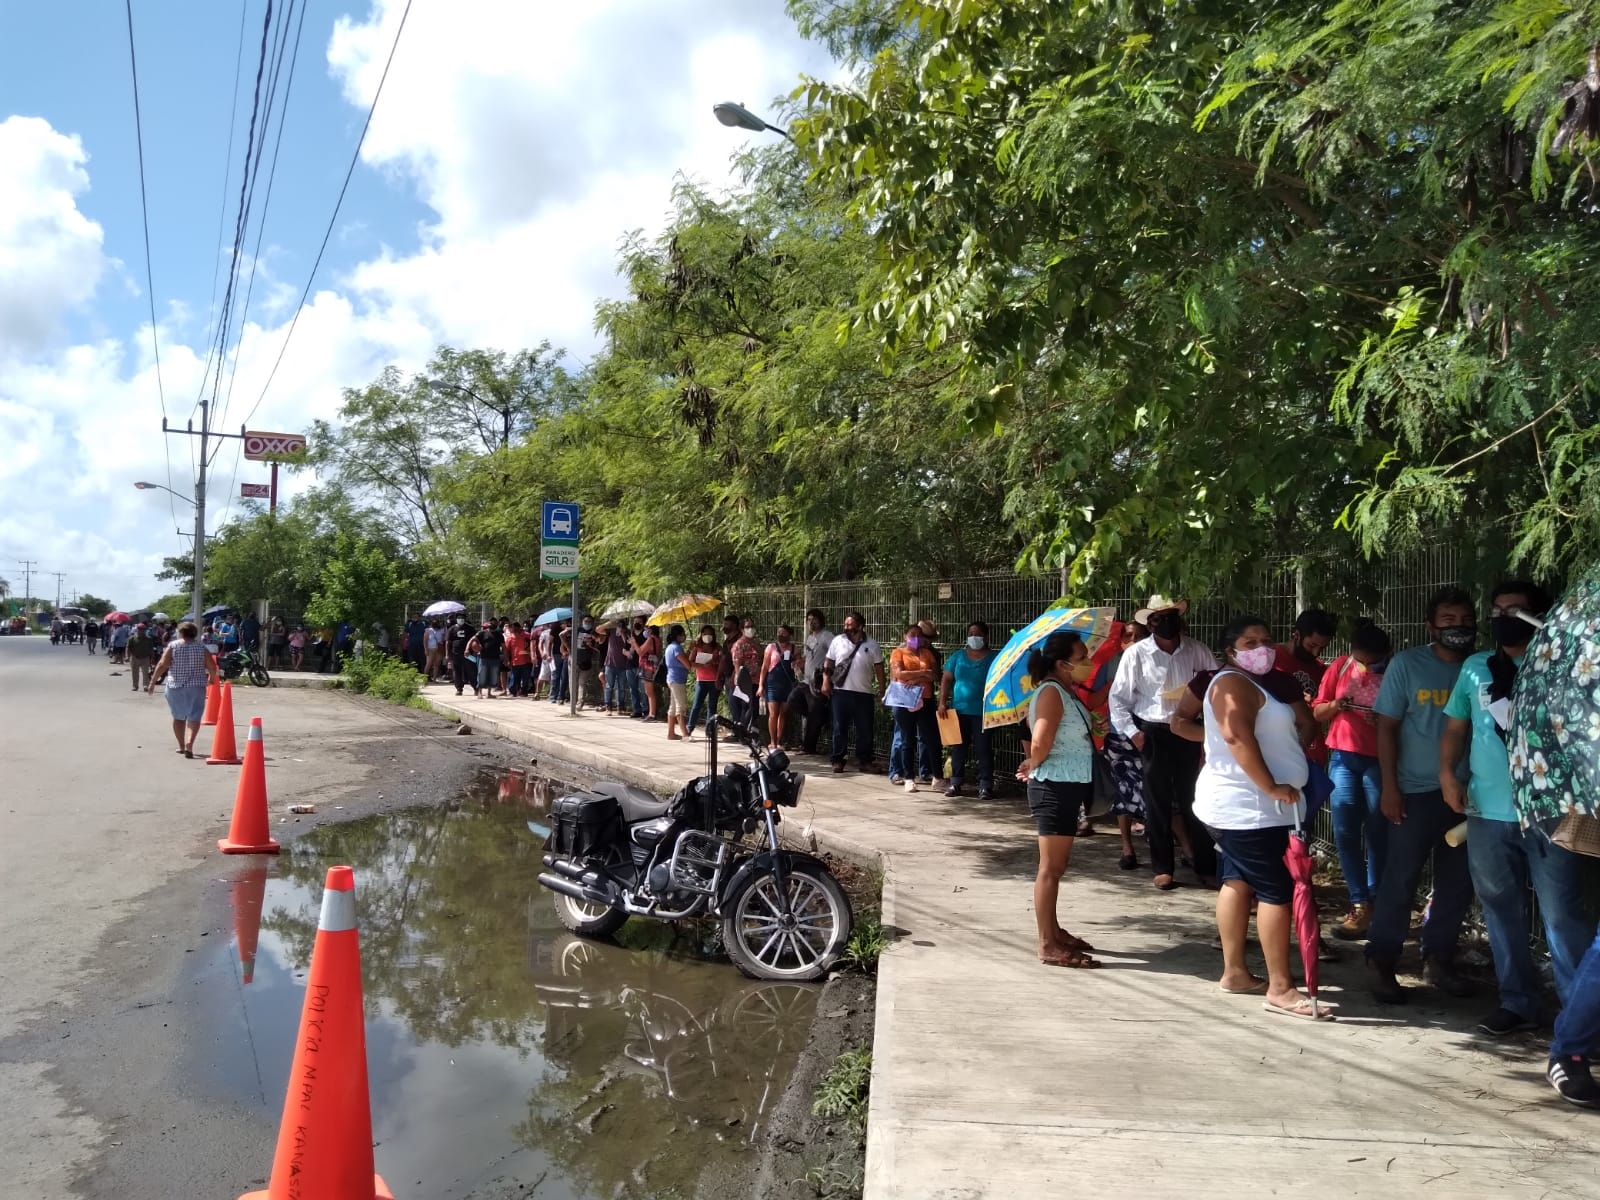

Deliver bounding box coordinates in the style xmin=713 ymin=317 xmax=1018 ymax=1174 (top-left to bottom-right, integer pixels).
xmin=1423 ymin=955 xmax=1475 ymax=999
xmin=1332 ymin=903 xmax=1372 ymax=941
xmin=1477 ymin=1007 xmax=1537 ymax=1038
xmin=832 ymin=762 xmax=846 ymax=774
xmin=889 ymin=775 xmax=906 ymax=786
xmin=1548 ymin=1056 xmax=1600 ymax=1108
xmin=977 ymin=788 xmax=993 ymax=800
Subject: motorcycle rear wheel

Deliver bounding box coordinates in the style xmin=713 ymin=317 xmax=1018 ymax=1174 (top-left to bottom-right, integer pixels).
xmin=722 ymin=860 xmax=852 ymax=982
xmin=553 ymin=891 xmax=629 ymax=938
xmin=248 ymin=665 xmax=271 ymax=687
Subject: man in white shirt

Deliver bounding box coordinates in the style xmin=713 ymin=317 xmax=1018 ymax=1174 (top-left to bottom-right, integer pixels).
xmin=1109 ymin=595 xmax=1219 ymax=889
xmin=800 ymin=608 xmax=834 ymax=755
xmin=821 ymin=610 xmax=886 ymax=774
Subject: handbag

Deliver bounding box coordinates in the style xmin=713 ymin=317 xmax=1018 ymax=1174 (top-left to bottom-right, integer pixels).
xmin=1553 ymin=811 xmax=1600 ymax=858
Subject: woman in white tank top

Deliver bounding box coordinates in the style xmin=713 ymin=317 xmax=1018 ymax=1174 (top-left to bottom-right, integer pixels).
xmin=1192 ymin=617 xmax=1324 ymax=1020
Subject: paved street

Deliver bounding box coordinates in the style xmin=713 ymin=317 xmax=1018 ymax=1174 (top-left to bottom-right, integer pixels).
xmin=426 ymin=685 xmax=1600 ymax=1200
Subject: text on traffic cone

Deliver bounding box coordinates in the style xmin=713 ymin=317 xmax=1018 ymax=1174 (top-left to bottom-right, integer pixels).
xmin=218 ymin=718 xmax=280 ymax=855
xmin=207 ymin=681 xmax=244 ymax=765
xmin=229 ymin=865 xmax=268 ymax=985
xmin=239 ymin=866 xmax=393 ymax=1200
xmin=201 ymin=681 xmax=222 ymax=726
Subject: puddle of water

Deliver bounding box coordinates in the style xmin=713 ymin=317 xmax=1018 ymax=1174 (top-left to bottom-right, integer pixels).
xmin=190 ymin=767 xmax=819 ymax=1199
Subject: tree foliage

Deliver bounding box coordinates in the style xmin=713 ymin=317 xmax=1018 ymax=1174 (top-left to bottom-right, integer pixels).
xmin=303 ymin=531 xmax=406 ymax=635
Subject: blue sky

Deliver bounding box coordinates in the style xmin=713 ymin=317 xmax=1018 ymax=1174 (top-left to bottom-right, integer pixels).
xmin=0 ymin=0 xmax=833 ymax=608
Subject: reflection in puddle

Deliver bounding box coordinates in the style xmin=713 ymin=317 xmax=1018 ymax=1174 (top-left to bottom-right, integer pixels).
xmin=196 ymin=768 xmax=819 ymax=1200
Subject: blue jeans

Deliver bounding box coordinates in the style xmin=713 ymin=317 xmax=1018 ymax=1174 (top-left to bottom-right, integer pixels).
xmin=1468 ymin=816 xmax=1592 ymax=1022
xmin=625 ymin=666 xmax=644 ymax=715
xmin=550 ymin=658 xmax=568 ymax=702
xmin=1365 ymin=789 xmax=1473 ymax=963
xmin=830 ymin=690 xmax=876 ymax=766
xmin=1328 ymin=749 xmax=1386 ymax=905
xmin=890 ymin=704 xmax=939 ymax=779
xmin=508 ymin=663 xmax=532 ymax=696
xmin=604 ymin=665 xmax=627 ymax=710
xmin=687 ymin=681 xmax=720 ymax=733
xmin=1552 ymin=920 xmax=1600 ymax=1059
xmin=948 ymin=712 xmax=993 ymax=792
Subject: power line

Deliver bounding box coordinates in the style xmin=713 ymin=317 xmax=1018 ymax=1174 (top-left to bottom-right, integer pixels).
xmin=124 ymin=0 xmax=180 ymax=536
xmin=240 ymin=0 xmax=415 ymax=429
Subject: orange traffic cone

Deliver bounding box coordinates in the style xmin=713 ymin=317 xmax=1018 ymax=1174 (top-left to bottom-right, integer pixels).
xmin=229 ymin=865 xmax=268 ymax=985
xmin=201 ymin=681 xmax=222 ymax=726
xmin=240 ymin=866 xmax=393 ymax=1200
xmin=218 ymin=718 xmax=280 ymax=855
xmin=207 ymin=682 xmax=243 ymax=765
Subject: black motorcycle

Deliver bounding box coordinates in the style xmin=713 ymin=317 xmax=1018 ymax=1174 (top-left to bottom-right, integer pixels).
xmin=218 ymin=646 xmax=271 ymax=687
xmin=534 ymin=716 xmax=853 ymax=981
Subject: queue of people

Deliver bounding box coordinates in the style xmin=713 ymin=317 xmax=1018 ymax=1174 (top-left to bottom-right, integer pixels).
xmin=1017 ymin=587 xmax=1596 ymax=1111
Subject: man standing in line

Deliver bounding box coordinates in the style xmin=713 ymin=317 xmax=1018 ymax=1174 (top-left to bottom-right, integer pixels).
xmin=718 ymin=614 xmax=744 ymax=727
xmin=801 ymin=609 xmax=834 ymax=756
xmin=1366 ymin=586 xmax=1478 ymax=1003
xmin=127 ymin=622 xmax=154 ymax=691
xmin=405 ymin=613 xmax=428 ymax=672
xmin=822 ymin=611 xmax=886 ymax=774
xmin=1439 ymin=581 xmax=1590 ymax=1037
xmin=1275 ymin=608 xmax=1335 ymax=700
xmin=573 ymin=616 xmax=603 ymax=709
xmin=1108 ymin=595 xmax=1218 ymax=890
xmin=728 ymin=617 xmax=763 ymax=731
xmin=110 ymin=619 xmax=132 ymax=664
xmin=424 ymin=618 xmax=447 ymax=681
xmin=603 ymin=619 xmax=637 ymax=715
xmin=446 ymin=616 xmax=473 ymax=696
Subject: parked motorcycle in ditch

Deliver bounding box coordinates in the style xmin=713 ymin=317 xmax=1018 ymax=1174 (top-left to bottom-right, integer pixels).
xmin=531 ymin=716 xmax=853 ymax=981
xmin=218 ymin=646 xmax=271 ymax=687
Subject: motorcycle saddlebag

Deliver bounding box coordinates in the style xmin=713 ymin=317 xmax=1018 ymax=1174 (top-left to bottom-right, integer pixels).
xmin=548 ymin=793 xmax=622 ymax=858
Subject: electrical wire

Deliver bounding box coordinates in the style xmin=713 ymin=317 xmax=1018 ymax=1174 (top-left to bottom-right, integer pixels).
xmin=124 ymin=0 xmax=180 ymax=534
xmin=239 ymin=0 xmax=415 ymax=430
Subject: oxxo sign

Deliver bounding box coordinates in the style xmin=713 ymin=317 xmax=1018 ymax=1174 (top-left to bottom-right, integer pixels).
xmin=540 ymin=501 xmax=580 ymax=580
xmin=242 ymin=431 xmax=306 ymax=461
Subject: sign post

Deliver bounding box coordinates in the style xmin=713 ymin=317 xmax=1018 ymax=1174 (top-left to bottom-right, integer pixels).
xmin=541 ymin=502 xmax=581 ymax=715
xmin=243 ymin=431 xmax=307 ymax=516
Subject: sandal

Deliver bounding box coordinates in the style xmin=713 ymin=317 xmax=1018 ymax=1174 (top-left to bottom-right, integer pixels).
xmin=1263 ymin=998 xmax=1335 ymax=1021
xmin=1220 ymin=977 xmax=1270 ymax=995
xmin=1040 ymin=947 xmax=1101 ymax=969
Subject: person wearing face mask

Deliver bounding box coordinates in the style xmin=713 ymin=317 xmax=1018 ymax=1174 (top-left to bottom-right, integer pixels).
xmin=939 ymin=621 xmax=997 ymax=799
xmin=635 ymin=619 xmax=662 ymax=720
xmin=757 ymin=625 xmax=803 ymax=752
xmin=662 ymin=624 xmax=690 ymax=740
xmin=574 ymin=617 xmax=603 ymax=709
xmin=1192 ymin=615 xmax=1319 ymax=1017
xmin=1017 ymin=631 xmax=1100 ymax=968
xmin=1365 ymin=585 xmax=1478 ymax=1004
xmin=1108 ymin=595 xmax=1220 ymax=889
xmin=800 ymin=609 xmax=834 ymax=756
xmin=1312 ymin=619 xmax=1393 ymax=939
xmin=1101 ymin=620 xmax=1151 ymax=868
xmin=1275 ymin=608 xmax=1337 ymax=701
xmin=728 ymin=618 xmax=763 ymax=732
xmin=1440 ymin=582 xmax=1591 ymax=1041
xmin=822 ymin=611 xmax=887 ymax=774
xmin=888 ymin=623 xmax=942 ymax=785
xmin=685 ymin=624 xmax=724 ymax=739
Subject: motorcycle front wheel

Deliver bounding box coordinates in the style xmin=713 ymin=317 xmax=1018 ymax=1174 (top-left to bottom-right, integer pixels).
xmin=248 ymin=665 xmax=271 ymax=687
xmin=722 ymin=860 xmax=852 ymax=982
xmin=553 ymin=891 xmax=629 ymax=938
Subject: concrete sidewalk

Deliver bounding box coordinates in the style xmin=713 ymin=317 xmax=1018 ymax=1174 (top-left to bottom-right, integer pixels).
xmin=423 ymin=684 xmax=1597 ymax=1199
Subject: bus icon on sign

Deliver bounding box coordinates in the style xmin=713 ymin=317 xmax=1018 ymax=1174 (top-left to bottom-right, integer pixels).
xmin=551 ymin=508 xmax=573 ymax=535
xmin=543 ymin=501 xmax=580 ymax=542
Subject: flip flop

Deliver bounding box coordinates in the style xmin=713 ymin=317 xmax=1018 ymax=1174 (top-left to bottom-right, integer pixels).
xmin=1220 ymin=978 xmax=1270 ymax=995
xmin=1040 ymin=949 xmax=1101 ymax=969
xmin=1262 ymin=999 xmax=1334 ymax=1021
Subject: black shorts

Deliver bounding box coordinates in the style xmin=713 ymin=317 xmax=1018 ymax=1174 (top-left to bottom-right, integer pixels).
xmin=1028 ymin=779 xmax=1091 ymax=837
xmin=1208 ymin=825 xmax=1293 ymax=905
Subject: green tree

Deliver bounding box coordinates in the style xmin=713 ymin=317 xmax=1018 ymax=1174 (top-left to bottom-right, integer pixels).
xmin=303 ymin=532 xmax=405 ymax=635
xmin=75 ymin=593 xmax=115 ymax=615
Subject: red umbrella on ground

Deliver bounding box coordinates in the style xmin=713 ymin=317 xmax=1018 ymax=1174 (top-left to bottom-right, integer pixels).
xmin=1284 ymin=804 xmax=1327 ymax=1018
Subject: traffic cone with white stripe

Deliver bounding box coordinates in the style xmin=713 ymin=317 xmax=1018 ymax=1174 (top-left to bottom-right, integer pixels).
xmin=217 ymin=718 xmax=280 ymax=855
xmin=206 ymin=682 xmax=243 ymax=765
xmin=240 ymin=866 xmax=393 ymax=1200
xmin=201 ymin=681 xmax=222 ymax=726
xmin=229 ymin=864 xmax=268 ymax=985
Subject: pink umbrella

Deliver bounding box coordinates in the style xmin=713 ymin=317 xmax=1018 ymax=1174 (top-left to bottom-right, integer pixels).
xmin=1284 ymin=805 xmax=1325 ymax=1018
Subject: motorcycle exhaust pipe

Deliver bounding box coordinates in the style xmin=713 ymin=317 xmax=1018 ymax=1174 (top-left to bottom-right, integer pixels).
xmin=542 ymin=854 xmax=597 ymax=883
xmin=537 ymin=872 xmax=619 ymax=908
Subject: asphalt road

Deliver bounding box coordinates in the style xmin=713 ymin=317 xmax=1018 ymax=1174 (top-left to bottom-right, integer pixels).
xmin=0 ymin=635 xmax=512 ymax=1198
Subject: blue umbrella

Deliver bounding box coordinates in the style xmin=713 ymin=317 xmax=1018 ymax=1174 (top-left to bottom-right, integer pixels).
xmin=983 ymin=606 xmax=1118 ymax=730
xmin=533 ymin=605 xmax=574 ymax=626
xmin=202 ymin=604 xmax=231 ymax=619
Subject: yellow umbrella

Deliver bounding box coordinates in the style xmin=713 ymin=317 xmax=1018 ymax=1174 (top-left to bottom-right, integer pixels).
xmin=648 ymin=594 xmax=721 ymax=627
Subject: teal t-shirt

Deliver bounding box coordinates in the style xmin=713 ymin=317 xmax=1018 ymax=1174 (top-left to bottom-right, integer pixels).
xmin=945 ymin=649 xmax=995 ymax=716
xmin=1443 ymin=651 xmax=1517 ymax=822
xmin=1373 ymin=644 xmax=1466 ymax=794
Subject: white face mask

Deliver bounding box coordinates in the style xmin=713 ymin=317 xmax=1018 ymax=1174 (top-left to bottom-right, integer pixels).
xmin=701 ymin=634 xmax=714 ymax=644
xmin=743 ymin=627 xmax=755 ymax=637
xmin=967 ymin=635 xmax=985 ymax=650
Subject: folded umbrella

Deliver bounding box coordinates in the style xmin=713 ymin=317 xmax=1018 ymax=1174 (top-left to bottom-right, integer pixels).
xmin=648 ymin=594 xmax=721 ymax=627
xmin=982 ymin=606 xmax=1118 ymax=730
xmin=1284 ymin=802 xmax=1325 ymax=1019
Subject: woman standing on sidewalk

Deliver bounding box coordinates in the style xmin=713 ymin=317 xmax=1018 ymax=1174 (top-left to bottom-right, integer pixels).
xmin=888 ymin=623 xmax=941 ymax=786
xmin=685 ymin=625 xmax=723 ymax=739
xmin=939 ymin=621 xmax=996 ymax=799
xmin=1018 ymin=632 xmax=1100 ymax=968
xmin=757 ymin=625 xmax=801 ymax=752
xmin=146 ymin=621 xmax=219 ymax=758
xmin=663 ymin=625 xmax=690 ymax=740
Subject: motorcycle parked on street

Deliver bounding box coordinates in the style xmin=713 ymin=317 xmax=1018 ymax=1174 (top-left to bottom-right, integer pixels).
xmin=533 ymin=716 xmax=853 ymax=981
xmin=218 ymin=646 xmax=271 ymax=687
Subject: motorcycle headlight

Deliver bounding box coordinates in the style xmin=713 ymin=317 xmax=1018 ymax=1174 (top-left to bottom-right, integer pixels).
xmin=766 ymin=749 xmax=791 ymax=774
xmin=778 ymin=770 xmax=805 ymax=808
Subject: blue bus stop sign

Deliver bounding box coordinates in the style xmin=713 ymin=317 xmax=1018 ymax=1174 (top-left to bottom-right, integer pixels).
xmin=542 ymin=501 xmax=579 ymax=543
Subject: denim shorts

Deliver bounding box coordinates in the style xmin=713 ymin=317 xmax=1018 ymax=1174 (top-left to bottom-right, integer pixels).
xmin=1209 ymin=825 xmax=1294 ymax=905
xmin=1028 ymin=779 xmax=1091 ymax=837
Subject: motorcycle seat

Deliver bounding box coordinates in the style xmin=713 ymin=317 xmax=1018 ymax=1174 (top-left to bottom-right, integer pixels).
xmin=590 ymin=781 xmax=671 ymax=823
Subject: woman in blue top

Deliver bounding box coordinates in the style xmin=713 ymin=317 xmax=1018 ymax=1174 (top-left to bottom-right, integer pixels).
xmin=1017 ymin=631 xmax=1100 ymax=968
xmin=662 ymin=625 xmax=690 ymax=741
xmin=938 ymin=620 xmax=997 ymax=798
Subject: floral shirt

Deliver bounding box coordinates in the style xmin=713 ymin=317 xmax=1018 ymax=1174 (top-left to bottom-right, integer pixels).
xmin=1509 ymin=570 xmax=1600 ymax=825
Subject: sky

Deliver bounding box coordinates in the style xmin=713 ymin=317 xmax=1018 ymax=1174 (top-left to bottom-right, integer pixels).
xmin=0 ymin=0 xmax=837 ymax=609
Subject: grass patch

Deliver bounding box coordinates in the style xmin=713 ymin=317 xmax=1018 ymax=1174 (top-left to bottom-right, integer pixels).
xmin=812 ymin=1042 xmax=872 ymax=1134
xmin=339 ymin=651 xmax=425 ymax=704
xmin=840 ymin=913 xmax=889 ymax=972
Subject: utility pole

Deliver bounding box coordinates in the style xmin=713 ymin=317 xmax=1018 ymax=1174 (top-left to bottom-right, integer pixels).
xmin=16 ymin=559 xmax=36 ymax=612
xmin=49 ymin=572 xmax=66 ymax=610
xmin=163 ymin=408 xmax=247 ymax=621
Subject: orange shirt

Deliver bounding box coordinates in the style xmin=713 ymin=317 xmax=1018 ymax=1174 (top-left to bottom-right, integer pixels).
xmin=890 ymin=645 xmax=939 ymax=699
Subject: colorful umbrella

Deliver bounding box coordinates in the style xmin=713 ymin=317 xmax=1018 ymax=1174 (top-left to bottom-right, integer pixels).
xmin=104 ymin=611 xmax=132 ymax=624
xmin=533 ymin=605 xmax=574 ymax=626
xmin=648 ymin=594 xmax=721 ymax=627
xmin=422 ymin=599 xmax=466 ymax=617
xmin=982 ymin=606 xmax=1118 ymax=730
xmin=1284 ymin=805 xmax=1325 ymax=1019
xmin=1509 ymin=564 xmax=1600 ymax=825
xmin=601 ymin=598 xmax=657 ymax=619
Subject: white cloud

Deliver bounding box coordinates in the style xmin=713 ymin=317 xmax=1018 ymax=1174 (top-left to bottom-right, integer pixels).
xmin=0 ymin=0 xmax=836 ymax=606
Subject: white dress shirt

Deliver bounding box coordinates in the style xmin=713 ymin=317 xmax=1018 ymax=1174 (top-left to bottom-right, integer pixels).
xmin=1108 ymin=635 xmax=1218 ymax=737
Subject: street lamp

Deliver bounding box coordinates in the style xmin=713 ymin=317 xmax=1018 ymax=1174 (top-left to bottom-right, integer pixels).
xmin=712 ymin=101 xmax=793 ymax=141
xmin=133 ymin=481 xmax=195 ymax=506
